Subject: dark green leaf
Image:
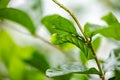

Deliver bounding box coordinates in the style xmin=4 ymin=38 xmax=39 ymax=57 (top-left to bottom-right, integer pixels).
xmin=52 ymin=74 xmax=72 ymax=80
xmin=95 ymin=24 xmax=120 ymax=40
xmin=24 ymin=51 xmax=50 ymax=73
xmin=0 ymin=0 xmax=10 ymax=8
xmin=92 ymin=37 xmax=101 ymax=52
xmin=108 ymin=77 xmax=116 ymax=80
xmin=84 ymin=23 xmax=103 ymax=37
xmin=41 ymin=14 xmax=78 ymax=35
xmin=101 ymin=12 xmax=119 ymax=25
xmin=46 ymin=62 xmax=100 ymax=77
xmin=114 ymin=69 xmax=120 ymax=80
xmin=0 ymin=8 xmax=36 ymax=34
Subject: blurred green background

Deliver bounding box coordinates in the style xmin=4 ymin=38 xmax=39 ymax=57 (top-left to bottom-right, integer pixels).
xmin=0 ymin=0 xmax=120 ymax=80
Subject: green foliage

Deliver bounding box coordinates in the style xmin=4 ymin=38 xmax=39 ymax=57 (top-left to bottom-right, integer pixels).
xmin=41 ymin=14 xmax=78 ymax=35
xmin=0 ymin=30 xmax=48 ymax=80
xmin=93 ymin=13 xmax=120 ymax=40
xmin=101 ymin=12 xmax=119 ymax=25
xmin=0 ymin=0 xmax=10 ymax=8
xmin=51 ymin=31 xmax=94 ymax=60
xmin=95 ymin=24 xmax=120 ymax=40
xmin=84 ymin=23 xmax=103 ymax=37
xmin=71 ymin=74 xmax=89 ymax=80
xmin=92 ymin=37 xmax=101 ymax=52
xmin=42 ymin=14 xmax=95 ymax=60
xmin=24 ymin=51 xmax=50 ymax=73
xmin=84 ymin=13 xmax=120 ymax=40
xmin=23 ymin=70 xmax=46 ymax=80
xmin=52 ymin=74 xmax=72 ymax=80
xmin=0 ymin=30 xmax=32 ymax=80
xmin=46 ymin=62 xmax=100 ymax=77
xmin=0 ymin=8 xmax=36 ymax=34
xmin=51 ymin=33 xmax=85 ymax=51
xmin=80 ymin=37 xmax=101 ymax=64
xmin=1 ymin=0 xmax=120 ymax=80
xmin=97 ymin=13 xmax=120 ymax=40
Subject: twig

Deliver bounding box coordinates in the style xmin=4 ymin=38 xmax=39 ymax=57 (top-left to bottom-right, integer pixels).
xmin=52 ymin=0 xmax=105 ymax=80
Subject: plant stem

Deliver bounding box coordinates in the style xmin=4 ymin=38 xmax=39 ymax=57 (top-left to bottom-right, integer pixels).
xmin=52 ymin=0 xmax=105 ymax=80
xmin=89 ymin=43 xmax=105 ymax=80
xmin=52 ymin=0 xmax=89 ymax=43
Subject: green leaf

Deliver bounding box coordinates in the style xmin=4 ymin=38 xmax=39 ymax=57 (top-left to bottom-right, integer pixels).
xmin=92 ymin=37 xmax=101 ymax=52
xmin=84 ymin=23 xmax=103 ymax=37
xmin=51 ymin=33 xmax=85 ymax=50
xmin=0 ymin=8 xmax=36 ymax=34
xmin=83 ymin=44 xmax=95 ymax=59
xmin=52 ymin=74 xmax=72 ymax=80
xmin=0 ymin=0 xmax=10 ymax=8
xmin=51 ymin=33 xmax=95 ymax=60
xmin=108 ymin=77 xmax=116 ymax=80
xmin=46 ymin=62 xmax=100 ymax=77
xmin=41 ymin=14 xmax=78 ymax=35
xmin=71 ymin=74 xmax=89 ymax=80
xmin=95 ymin=24 xmax=120 ymax=40
xmin=8 ymin=57 xmax=25 ymax=80
xmin=101 ymin=12 xmax=119 ymax=25
xmin=79 ymin=51 xmax=88 ymax=64
xmin=24 ymin=51 xmax=50 ymax=73
xmin=23 ymin=69 xmax=46 ymax=80
xmin=84 ymin=13 xmax=119 ymax=39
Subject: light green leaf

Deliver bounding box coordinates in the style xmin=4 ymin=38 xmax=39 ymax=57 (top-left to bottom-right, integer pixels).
xmin=101 ymin=12 xmax=119 ymax=25
xmin=46 ymin=62 xmax=100 ymax=77
xmin=84 ymin=23 xmax=103 ymax=37
xmin=0 ymin=30 xmax=33 ymax=80
xmin=8 ymin=57 xmax=25 ymax=80
xmin=0 ymin=0 xmax=10 ymax=8
xmin=92 ymin=37 xmax=101 ymax=52
xmin=0 ymin=8 xmax=36 ymax=34
xmin=41 ymin=14 xmax=78 ymax=35
xmin=95 ymin=24 xmax=120 ymax=40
